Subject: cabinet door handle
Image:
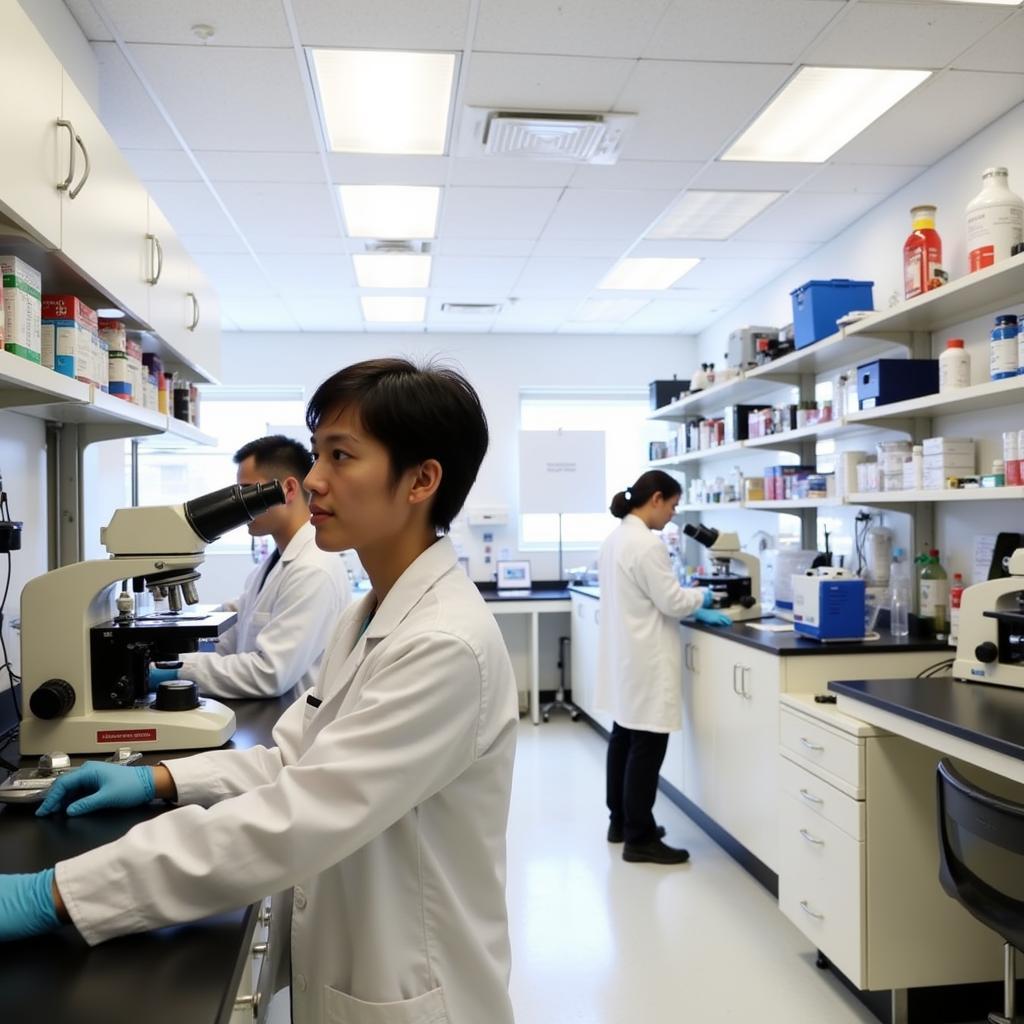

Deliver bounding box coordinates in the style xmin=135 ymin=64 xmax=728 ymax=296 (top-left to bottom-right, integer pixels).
xmin=799 ymin=788 xmax=824 ymax=805
xmin=741 ymin=665 xmax=752 ymax=699
xmin=56 ymin=119 xmax=75 ymax=191
xmin=187 ymin=291 xmax=200 ymax=331
xmin=594 ymin=609 xmax=599 ymax=626
xmin=251 ymin=941 xmax=269 ymax=958
xmin=146 ymin=234 xmax=164 ymax=285
xmin=68 ymin=132 xmax=91 ymax=200
xmin=799 ymin=900 xmax=824 ymax=920
xmin=690 ymin=644 xmax=698 ymax=673
xmin=799 ymin=828 xmax=825 ymax=846
xmin=576 ymin=604 xmax=583 ymax=619
xmin=234 ymin=992 xmax=262 ymax=1017
xmin=732 ymin=664 xmax=741 ymax=696
xmin=799 ymin=737 xmax=825 ymax=753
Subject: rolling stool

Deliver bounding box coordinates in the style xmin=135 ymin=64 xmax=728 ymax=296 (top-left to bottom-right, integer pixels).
xmin=937 ymin=759 xmax=1024 ymax=1024
xmin=541 ymin=635 xmax=579 ymax=723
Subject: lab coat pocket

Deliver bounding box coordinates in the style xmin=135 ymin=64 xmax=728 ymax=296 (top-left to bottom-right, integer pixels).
xmin=323 ymin=984 xmax=450 ymax=1024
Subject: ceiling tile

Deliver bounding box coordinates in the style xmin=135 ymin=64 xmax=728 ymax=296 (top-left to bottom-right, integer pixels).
xmin=81 ymin=1 xmax=292 ymax=46
xmin=191 ymin=253 xmax=269 ymax=295
xmin=803 ymin=1 xmax=1008 ymax=69
xmin=615 ymin=61 xmax=792 ymax=162
xmin=464 ymin=53 xmax=636 ymax=111
xmin=144 ymin=181 xmax=237 ymax=235
xmin=65 ymin=0 xmax=112 ymax=41
xmin=955 ymin=10 xmax=1024 ymax=73
xmin=449 ymin=158 xmax=576 ymax=188
xmin=128 ymin=44 xmax=319 ymax=152
xmin=688 ymin=161 xmax=817 ymax=192
xmin=618 ymin=300 xmax=718 ymax=332
xmin=732 ymin=191 xmax=884 ymax=243
xmin=492 ymin=298 xmax=585 ymax=331
xmin=645 ymin=0 xmax=844 ymax=63
xmin=440 ymin=187 xmax=563 ymax=239
xmin=198 ymin=151 xmax=325 ymax=183
xmin=220 ymin=296 xmax=301 ymax=331
xmin=122 ymin=148 xmax=201 ymax=182
xmin=834 ymin=69 xmax=1024 ymax=166
xmin=435 ymin=239 xmax=536 ymax=257
xmin=675 ymin=257 xmax=798 ymax=295
xmin=530 ymin=239 xmax=633 ymax=258
xmin=474 ymin=0 xmax=672 ymax=58
xmin=268 ymin=255 xmax=357 ymax=291
xmin=181 ymin=234 xmax=250 ymax=255
xmin=293 ymin=0 xmax=471 ymax=50
xmin=291 ymin=298 xmax=365 ymax=332
xmin=94 ymin=42 xmax=180 ymax=149
xmin=514 ymin=257 xmax=618 ymax=294
xmin=328 ymin=154 xmax=450 ymax=186
xmin=570 ymin=161 xmax=703 ymax=190
xmin=248 ymin=236 xmax=350 ymax=255
xmin=217 ymin=182 xmax=341 ymax=238
xmin=541 ymin=188 xmax=679 ymax=241
xmin=431 ymin=256 xmax=528 ymax=292
xmin=803 ymin=163 xmax=928 ymax=194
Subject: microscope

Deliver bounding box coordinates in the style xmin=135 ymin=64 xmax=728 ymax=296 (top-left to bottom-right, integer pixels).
xmin=953 ymin=547 xmax=1024 ymax=689
xmin=19 ymin=482 xmax=284 ymax=754
xmin=683 ymin=522 xmax=763 ymax=621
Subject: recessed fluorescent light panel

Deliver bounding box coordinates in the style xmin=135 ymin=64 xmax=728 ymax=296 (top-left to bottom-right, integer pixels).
xmin=647 ymin=191 xmax=783 ymax=241
xmin=352 ymin=254 xmax=432 ymax=289
xmin=310 ymin=49 xmax=456 ymax=155
xmin=339 ymin=186 xmax=440 ymax=239
xmin=723 ymin=66 xmax=931 ymax=163
xmin=941 ymin=1 xmax=1020 ymax=4
xmin=576 ymin=298 xmax=650 ymax=322
xmin=599 ymin=257 xmax=700 ymax=290
xmin=361 ymin=297 xmax=426 ymax=323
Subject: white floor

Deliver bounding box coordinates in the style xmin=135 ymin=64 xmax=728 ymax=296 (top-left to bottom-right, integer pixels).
xmin=507 ymin=716 xmax=880 ymax=1024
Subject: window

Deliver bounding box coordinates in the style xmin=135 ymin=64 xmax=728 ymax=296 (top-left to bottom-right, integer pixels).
xmin=133 ymin=387 xmax=307 ymax=553
xmin=518 ymin=389 xmax=664 ymax=549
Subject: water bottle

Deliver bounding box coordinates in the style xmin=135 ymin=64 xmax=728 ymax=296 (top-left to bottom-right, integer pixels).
xmin=889 ymin=547 xmax=911 ymax=638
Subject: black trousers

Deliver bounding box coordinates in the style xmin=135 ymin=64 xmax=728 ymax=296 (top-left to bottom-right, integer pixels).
xmin=606 ymin=722 xmax=669 ymax=845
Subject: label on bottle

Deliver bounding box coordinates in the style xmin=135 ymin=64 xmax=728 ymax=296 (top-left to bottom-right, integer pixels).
xmin=967 ymin=204 xmax=1024 ymax=271
xmin=920 ymin=579 xmax=948 ymax=612
xmin=991 ymin=338 xmax=1017 ymax=379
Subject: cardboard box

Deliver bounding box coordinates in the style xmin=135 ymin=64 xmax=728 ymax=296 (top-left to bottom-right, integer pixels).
xmin=1 ymin=256 xmax=42 ymax=363
xmin=42 ymin=295 xmax=98 ymax=381
xmin=922 ymin=437 xmax=975 ymax=457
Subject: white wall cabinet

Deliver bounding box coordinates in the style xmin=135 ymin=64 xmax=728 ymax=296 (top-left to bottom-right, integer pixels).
xmin=569 ymin=592 xmax=611 ymax=732
xmin=186 ymin=261 xmax=222 ymax=381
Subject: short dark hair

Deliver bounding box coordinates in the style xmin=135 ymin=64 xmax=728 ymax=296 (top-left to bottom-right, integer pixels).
xmin=306 ymin=358 xmax=488 ymax=532
xmin=609 ymin=470 xmax=682 ymax=518
xmin=233 ymin=435 xmax=314 ymax=492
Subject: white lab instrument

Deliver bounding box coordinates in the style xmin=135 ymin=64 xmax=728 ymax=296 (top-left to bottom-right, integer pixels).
xmin=683 ymin=522 xmax=763 ymax=621
xmin=953 ymin=547 xmax=1024 ymax=689
xmin=19 ymin=483 xmax=284 ymax=754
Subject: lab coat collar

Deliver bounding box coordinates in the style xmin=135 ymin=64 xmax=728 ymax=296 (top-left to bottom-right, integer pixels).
xmin=279 ymin=520 xmax=317 ymax=563
xmin=363 ymin=535 xmax=457 ymax=640
xmin=623 ymin=513 xmax=648 ymax=531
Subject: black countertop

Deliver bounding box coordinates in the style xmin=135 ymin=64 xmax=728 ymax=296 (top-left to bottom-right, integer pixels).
xmin=829 ymin=677 xmax=1024 ymax=763
xmin=0 ymin=692 xmax=293 ymax=1024
xmin=568 ymin=586 xmax=951 ymax=658
xmin=477 ymin=582 xmax=573 ymax=602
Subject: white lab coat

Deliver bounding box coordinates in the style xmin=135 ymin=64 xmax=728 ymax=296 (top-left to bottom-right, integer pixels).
xmin=55 ymin=536 xmax=519 ymax=1024
xmin=178 ymin=522 xmax=351 ymax=699
xmin=595 ymin=514 xmax=705 ymax=732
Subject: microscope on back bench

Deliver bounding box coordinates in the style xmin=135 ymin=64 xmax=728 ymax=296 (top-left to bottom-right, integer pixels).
xmin=683 ymin=522 xmax=763 ymax=621
xmin=19 ymin=482 xmax=284 ymax=754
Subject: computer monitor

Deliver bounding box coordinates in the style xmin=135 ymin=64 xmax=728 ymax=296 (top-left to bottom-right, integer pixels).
xmin=496 ymin=560 xmax=532 ymax=593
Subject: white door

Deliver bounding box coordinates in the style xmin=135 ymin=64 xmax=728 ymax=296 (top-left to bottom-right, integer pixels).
xmin=680 ymin=626 xmax=718 ymax=812
xmin=570 ymin=595 xmax=592 ymax=716
xmin=146 ymin=198 xmax=194 ymax=358
xmin=183 ymin=261 xmax=222 ymax=382
xmin=60 ymin=70 xmax=149 ymax=323
xmin=0 ymin=0 xmax=62 ymax=247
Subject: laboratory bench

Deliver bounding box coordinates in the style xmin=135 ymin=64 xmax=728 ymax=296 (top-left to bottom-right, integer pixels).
xmin=0 ymin=690 xmax=293 ymax=1024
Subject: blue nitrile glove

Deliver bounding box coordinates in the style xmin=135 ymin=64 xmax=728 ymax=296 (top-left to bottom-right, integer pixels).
xmin=36 ymin=762 xmax=156 ymax=818
xmin=701 ymin=587 xmax=716 ymax=608
xmin=694 ymin=608 xmax=732 ymax=627
xmin=0 ymin=869 xmax=61 ymax=941
xmin=148 ymin=664 xmax=179 ymax=691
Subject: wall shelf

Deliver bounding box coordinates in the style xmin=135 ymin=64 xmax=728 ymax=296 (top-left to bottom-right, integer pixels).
xmin=162 ymin=417 xmax=217 ymax=447
xmin=0 ymin=349 xmax=90 ymax=413
xmin=743 ymin=498 xmax=838 ymax=510
xmin=845 ymin=375 xmax=1024 ymax=426
xmin=649 ymin=441 xmax=749 ymax=468
xmin=743 ymin=330 xmax=910 ymax=381
xmin=847 ymin=487 xmax=1024 ymax=505
xmin=649 ymin=373 xmax=799 ymax=421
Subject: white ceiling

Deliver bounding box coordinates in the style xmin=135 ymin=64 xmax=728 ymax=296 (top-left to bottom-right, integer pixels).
xmin=64 ymin=0 xmax=1024 ymax=335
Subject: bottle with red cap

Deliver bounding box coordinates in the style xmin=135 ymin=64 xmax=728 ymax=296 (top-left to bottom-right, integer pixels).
xmin=938 ymin=338 xmax=971 ymax=391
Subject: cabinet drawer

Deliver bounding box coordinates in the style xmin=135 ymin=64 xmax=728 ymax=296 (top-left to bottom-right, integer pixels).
xmin=780 ymin=709 xmax=863 ymax=791
xmin=779 ymin=754 xmax=864 ymax=841
xmin=778 ymin=794 xmax=865 ymax=985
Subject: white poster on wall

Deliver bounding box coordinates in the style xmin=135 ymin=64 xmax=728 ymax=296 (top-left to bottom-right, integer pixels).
xmin=518 ymin=430 xmax=606 ymax=514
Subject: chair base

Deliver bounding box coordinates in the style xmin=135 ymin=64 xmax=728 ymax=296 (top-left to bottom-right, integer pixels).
xmin=987 ymin=1013 xmax=1014 ymax=1024
xmin=541 ymin=689 xmax=580 ymax=723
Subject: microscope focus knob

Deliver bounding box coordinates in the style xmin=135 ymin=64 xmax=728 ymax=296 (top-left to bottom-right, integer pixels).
xmin=739 ymin=595 xmax=758 ymax=609
xmin=30 ymin=679 xmax=76 ymax=720
xmin=975 ymin=641 xmax=999 ymax=664
xmin=153 ymin=681 xmax=200 ymax=712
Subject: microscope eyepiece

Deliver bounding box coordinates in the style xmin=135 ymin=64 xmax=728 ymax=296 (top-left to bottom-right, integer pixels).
xmin=183 ymin=482 xmax=286 ymax=543
xmin=683 ymin=522 xmax=719 ymax=549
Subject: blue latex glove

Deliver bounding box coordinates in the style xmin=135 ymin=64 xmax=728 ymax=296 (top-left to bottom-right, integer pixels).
xmin=701 ymin=587 xmax=716 ymax=608
xmin=148 ymin=665 xmax=179 ymax=691
xmin=0 ymin=870 xmax=60 ymax=941
xmin=694 ymin=608 xmax=732 ymax=627
xmin=36 ymin=762 xmax=156 ymax=818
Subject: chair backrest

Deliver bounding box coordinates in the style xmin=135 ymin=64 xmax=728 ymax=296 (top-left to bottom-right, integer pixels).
xmin=937 ymin=758 xmax=1024 ymax=951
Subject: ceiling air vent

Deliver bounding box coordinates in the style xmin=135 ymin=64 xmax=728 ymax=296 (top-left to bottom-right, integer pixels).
xmin=441 ymin=302 xmax=503 ymax=315
xmin=363 ymin=240 xmax=431 ymax=254
xmin=466 ymin=108 xmax=635 ymax=165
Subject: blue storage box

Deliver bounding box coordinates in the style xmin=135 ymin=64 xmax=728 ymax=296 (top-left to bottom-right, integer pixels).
xmin=857 ymin=358 xmax=939 ymax=409
xmin=790 ymin=279 xmax=874 ymax=349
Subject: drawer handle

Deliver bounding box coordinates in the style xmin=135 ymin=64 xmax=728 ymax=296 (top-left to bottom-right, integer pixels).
xmin=799 ymin=900 xmax=824 ymax=920
xmin=234 ymin=992 xmax=262 ymax=1017
xmin=799 ymin=788 xmax=824 ymax=805
xmin=799 ymin=737 xmax=825 ymax=753
xmin=799 ymin=828 xmax=825 ymax=846
xmin=252 ymin=942 xmax=269 ymax=959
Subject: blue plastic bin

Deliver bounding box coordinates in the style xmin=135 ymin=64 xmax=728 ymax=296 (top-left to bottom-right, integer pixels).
xmin=790 ymin=279 xmax=874 ymax=349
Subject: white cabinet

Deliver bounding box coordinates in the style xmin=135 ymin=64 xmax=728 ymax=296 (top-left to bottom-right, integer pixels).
xmin=569 ymin=593 xmax=611 ymax=731
xmin=185 ymin=262 xmax=222 ymax=381
xmin=680 ymin=628 xmax=715 ymax=809
xmin=146 ymin=198 xmax=194 ymax=353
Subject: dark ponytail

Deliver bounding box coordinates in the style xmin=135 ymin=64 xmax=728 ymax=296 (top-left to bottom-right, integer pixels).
xmin=609 ymin=470 xmax=682 ymax=519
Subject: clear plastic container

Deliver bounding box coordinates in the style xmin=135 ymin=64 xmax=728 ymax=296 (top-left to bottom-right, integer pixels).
xmin=889 ymin=547 xmax=912 ymax=638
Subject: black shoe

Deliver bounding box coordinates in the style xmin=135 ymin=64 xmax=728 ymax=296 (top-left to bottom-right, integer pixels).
xmin=622 ymin=839 xmax=690 ymax=865
xmin=608 ymin=823 xmax=666 ymax=844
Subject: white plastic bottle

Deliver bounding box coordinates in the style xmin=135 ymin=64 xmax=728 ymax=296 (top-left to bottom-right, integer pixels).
xmin=938 ymin=338 xmax=971 ymax=390
xmin=966 ymin=167 xmax=1024 ymax=273
xmin=888 ymin=548 xmax=911 ymax=638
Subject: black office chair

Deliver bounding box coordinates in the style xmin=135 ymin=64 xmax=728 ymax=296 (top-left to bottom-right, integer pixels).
xmin=937 ymin=759 xmax=1024 ymax=1024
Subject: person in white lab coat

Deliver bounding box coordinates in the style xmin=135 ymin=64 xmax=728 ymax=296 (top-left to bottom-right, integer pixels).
xmin=149 ymin=434 xmax=351 ymax=699
xmin=1 ymin=358 xmax=519 ymax=1024
xmin=596 ymin=470 xmax=732 ymax=865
